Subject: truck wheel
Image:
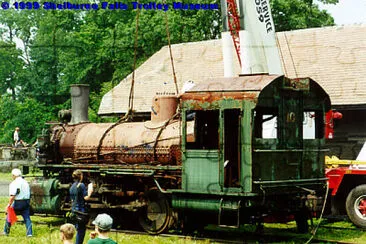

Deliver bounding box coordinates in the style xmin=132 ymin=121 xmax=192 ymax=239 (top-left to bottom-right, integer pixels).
xmin=346 ymin=185 xmax=366 ymax=228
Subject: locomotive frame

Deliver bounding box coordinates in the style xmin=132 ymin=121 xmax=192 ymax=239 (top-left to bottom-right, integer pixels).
xmin=30 ymin=74 xmax=330 ymax=234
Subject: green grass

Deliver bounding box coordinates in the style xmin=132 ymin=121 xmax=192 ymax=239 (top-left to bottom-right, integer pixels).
xmin=263 ymin=221 xmax=366 ymax=243
xmin=1 ymin=202 xmax=365 ymax=244
xmin=0 ymin=226 xmax=212 ymax=244
xmin=0 ymin=207 xmax=211 ymax=244
xmin=0 ymin=173 xmax=13 ymax=182
xmin=1 ymin=174 xmax=366 ymax=243
xmin=0 ymin=172 xmax=44 ymax=189
xmin=0 ymin=170 xmax=43 ymax=182
xmin=0 ymin=195 xmax=211 ymax=244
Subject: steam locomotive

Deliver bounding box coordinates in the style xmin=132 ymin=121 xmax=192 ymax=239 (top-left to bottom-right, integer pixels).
xmin=30 ymin=74 xmax=330 ymax=234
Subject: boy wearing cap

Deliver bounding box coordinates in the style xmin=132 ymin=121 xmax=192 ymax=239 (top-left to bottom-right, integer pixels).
xmin=3 ymin=168 xmax=33 ymax=237
xmin=87 ymin=213 xmax=117 ymax=244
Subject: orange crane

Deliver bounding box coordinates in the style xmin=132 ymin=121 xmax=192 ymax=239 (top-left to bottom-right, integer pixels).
xmin=224 ymin=0 xmax=242 ymax=67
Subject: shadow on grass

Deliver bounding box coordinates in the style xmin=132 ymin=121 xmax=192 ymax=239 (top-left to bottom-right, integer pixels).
xmin=198 ymin=219 xmax=366 ymax=244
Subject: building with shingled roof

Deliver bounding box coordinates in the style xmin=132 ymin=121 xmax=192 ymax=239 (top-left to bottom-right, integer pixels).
xmin=99 ymin=25 xmax=366 ymax=159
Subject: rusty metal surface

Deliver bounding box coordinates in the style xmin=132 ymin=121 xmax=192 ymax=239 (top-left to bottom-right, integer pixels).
xmin=58 ymin=120 xmax=194 ymax=164
xmin=150 ymin=96 xmax=178 ymax=123
xmin=186 ymin=75 xmax=282 ymax=92
xmin=180 ymin=91 xmax=259 ymax=104
xmin=58 ymin=123 xmax=87 ymax=158
xmin=179 ymin=75 xmax=281 ymax=104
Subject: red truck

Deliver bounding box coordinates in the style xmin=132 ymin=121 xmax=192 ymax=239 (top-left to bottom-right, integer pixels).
xmin=325 ymin=143 xmax=366 ymax=228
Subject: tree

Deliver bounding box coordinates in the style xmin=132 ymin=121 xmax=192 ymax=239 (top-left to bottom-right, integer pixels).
xmin=0 ymin=41 xmax=23 ymax=99
xmin=0 ymin=0 xmax=338 ymax=143
xmin=0 ymin=95 xmax=55 ymax=144
xmin=271 ymin=0 xmax=336 ymax=31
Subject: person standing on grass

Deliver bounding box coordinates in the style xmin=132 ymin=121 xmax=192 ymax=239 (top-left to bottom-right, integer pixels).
xmin=87 ymin=213 xmax=117 ymax=244
xmin=70 ymin=170 xmax=93 ymax=244
xmin=60 ymin=223 xmax=76 ymax=244
xmin=3 ymin=168 xmax=33 ymax=237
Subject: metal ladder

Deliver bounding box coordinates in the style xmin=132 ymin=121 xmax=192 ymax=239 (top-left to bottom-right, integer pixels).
xmin=218 ymin=198 xmax=241 ymax=228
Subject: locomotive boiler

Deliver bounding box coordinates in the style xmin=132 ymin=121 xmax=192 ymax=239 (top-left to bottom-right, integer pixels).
xmin=30 ymin=74 xmax=330 ymax=234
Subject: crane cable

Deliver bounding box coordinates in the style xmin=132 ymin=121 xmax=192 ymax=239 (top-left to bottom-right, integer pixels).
xmin=284 ymin=32 xmax=299 ymax=78
xmin=275 ymin=33 xmax=288 ymax=76
xmin=276 ymin=32 xmax=299 ymax=78
xmin=95 ymin=3 xmax=141 ymax=161
xmin=162 ymin=1 xmax=181 ymax=150
xmin=126 ymin=2 xmax=141 ymax=121
xmin=163 ymin=0 xmax=179 ymax=95
xmin=305 ymin=181 xmax=329 ymax=244
xmin=126 ymin=2 xmax=179 ymax=120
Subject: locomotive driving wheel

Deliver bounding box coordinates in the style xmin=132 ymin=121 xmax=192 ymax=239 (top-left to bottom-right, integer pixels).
xmin=138 ymin=189 xmax=173 ymax=234
xmin=346 ymin=184 xmax=366 ymax=229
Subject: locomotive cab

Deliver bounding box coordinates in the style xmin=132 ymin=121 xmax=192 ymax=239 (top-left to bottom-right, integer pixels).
xmin=174 ymin=74 xmax=330 ymax=230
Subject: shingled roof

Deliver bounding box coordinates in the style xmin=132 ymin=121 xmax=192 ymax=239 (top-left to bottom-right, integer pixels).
xmin=98 ymin=25 xmax=366 ymax=115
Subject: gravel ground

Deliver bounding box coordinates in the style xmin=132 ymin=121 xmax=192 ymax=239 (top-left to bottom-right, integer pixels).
xmin=0 ymin=181 xmax=10 ymax=196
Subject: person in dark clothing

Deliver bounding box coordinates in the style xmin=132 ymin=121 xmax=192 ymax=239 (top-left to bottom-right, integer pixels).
xmin=69 ymin=170 xmax=93 ymax=244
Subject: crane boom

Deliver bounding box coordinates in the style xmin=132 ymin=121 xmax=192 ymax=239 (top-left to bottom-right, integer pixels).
xmin=226 ymin=0 xmax=242 ymax=67
xmin=221 ymin=0 xmax=283 ymax=75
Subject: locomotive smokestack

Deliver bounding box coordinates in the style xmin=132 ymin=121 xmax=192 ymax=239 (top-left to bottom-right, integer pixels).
xmin=70 ymin=84 xmax=89 ymax=124
xmin=151 ymin=96 xmax=178 ymax=123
